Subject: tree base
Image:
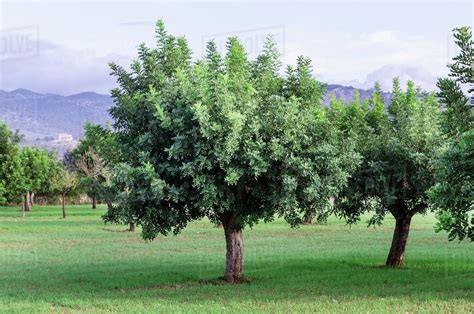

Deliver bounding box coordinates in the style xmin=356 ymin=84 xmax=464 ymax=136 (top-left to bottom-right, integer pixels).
xmin=222 ymin=213 xmax=244 ymax=284
xmin=214 ymin=276 xmax=252 ymax=284
xmin=385 ymin=216 xmax=412 ymax=268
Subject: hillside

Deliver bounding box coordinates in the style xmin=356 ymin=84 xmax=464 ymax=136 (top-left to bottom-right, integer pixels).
xmin=0 ymin=89 xmax=112 ymax=140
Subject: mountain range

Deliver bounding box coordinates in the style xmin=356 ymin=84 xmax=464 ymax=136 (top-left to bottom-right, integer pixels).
xmin=0 ymin=84 xmax=392 ymax=143
xmin=0 ymin=88 xmax=112 ymax=140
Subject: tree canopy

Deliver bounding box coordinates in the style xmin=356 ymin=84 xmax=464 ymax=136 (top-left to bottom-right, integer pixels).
xmin=104 ymin=20 xmax=360 ymax=282
xmin=332 ymin=79 xmax=443 ymax=267
xmin=430 ymin=27 xmax=474 ymax=241
xmin=0 ymin=122 xmax=59 ymax=212
xmin=0 ymin=121 xmax=23 ymax=204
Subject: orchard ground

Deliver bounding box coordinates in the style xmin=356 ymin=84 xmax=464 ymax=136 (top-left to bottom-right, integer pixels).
xmin=0 ymin=205 xmax=472 ymax=313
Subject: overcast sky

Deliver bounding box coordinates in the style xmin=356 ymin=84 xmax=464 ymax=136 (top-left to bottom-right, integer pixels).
xmin=0 ymin=1 xmax=472 ymax=95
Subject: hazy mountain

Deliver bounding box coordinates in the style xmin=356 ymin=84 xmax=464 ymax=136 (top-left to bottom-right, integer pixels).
xmin=324 ymin=84 xmax=392 ymax=105
xmin=0 ymin=89 xmax=113 ymax=140
xmin=0 ymin=85 xmax=391 ymax=143
xmin=337 ymin=64 xmax=438 ymax=92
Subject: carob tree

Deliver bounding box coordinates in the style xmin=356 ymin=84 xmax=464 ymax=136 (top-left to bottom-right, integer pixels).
xmin=104 ymin=21 xmax=359 ymax=282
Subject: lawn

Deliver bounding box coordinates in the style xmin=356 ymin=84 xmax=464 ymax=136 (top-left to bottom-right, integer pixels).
xmin=0 ymin=205 xmax=472 ymax=313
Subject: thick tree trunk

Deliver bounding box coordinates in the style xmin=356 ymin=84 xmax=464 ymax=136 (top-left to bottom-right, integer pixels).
xmin=92 ymin=195 xmax=97 ymax=209
xmin=23 ymin=193 xmax=31 ymax=212
xmin=62 ymin=192 xmax=66 ymax=219
xmin=128 ymin=222 xmax=135 ymax=232
xmin=303 ymin=211 xmax=314 ymax=225
xmin=222 ymin=214 xmax=244 ymax=283
xmin=386 ymin=216 xmax=412 ymax=267
xmin=29 ymin=192 xmax=35 ymax=208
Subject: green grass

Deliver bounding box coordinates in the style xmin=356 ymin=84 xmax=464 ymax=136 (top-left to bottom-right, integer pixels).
xmin=0 ymin=205 xmax=472 ymax=313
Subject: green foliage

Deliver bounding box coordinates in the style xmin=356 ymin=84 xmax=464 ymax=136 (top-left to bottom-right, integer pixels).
xmin=366 ymin=82 xmax=387 ymax=133
xmin=436 ymin=27 xmax=473 ymax=138
xmin=437 ymin=78 xmax=472 ymax=136
xmin=447 ymin=27 xmax=474 ymax=93
xmin=51 ymin=167 xmax=79 ymax=198
xmin=72 ymin=123 xmax=119 ymax=204
xmin=105 ymin=20 xmax=359 ymax=240
xmin=20 ymin=147 xmax=60 ymax=196
xmin=430 ymin=129 xmax=473 ymax=241
xmin=0 ymin=122 xmax=23 ymax=203
xmin=333 ymin=80 xmax=442 ymax=225
xmin=0 ymin=122 xmax=60 ymax=205
xmin=430 ymin=26 xmax=474 ymax=241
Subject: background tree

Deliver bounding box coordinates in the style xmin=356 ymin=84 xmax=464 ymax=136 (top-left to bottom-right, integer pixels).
xmin=333 ymin=80 xmax=443 ymax=267
xmin=72 ymin=124 xmax=102 ymax=209
xmin=0 ymin=122 xmax=24 ymax=206
xmin=75 ymin=148 xmax=103 ymax=209
xmin=52 ymin=168 xmax=78 ymax=219
xmin=430 ymin=130 xmax=473 ymax=241
xmin=72 ymin=123 xmax=120 ymax=209
xmin=430 ymin=26 xmax=473 ymax=240
xmin=447 ymin=27 xmax=473 ymax=94
xmin=104 ymin=21 xmax=359 ymax=283
xmin=19 ymin=147 xmax=58 ymax=212
xmin=315 ymin=90 xmax=371 ymax=226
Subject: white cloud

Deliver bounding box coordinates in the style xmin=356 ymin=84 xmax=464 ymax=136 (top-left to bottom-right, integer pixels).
xmin=0 ymin=40 xmax=132 ymax=95
xmin=343 ymin=64 xmax=438 ymax=91
xmin=281 ymin=28 xmax=448 ymax=91
xmin=366 ymin=31 xmax=396 ymax=43
xmin=0 ymin=28 xmax=450 ymax=95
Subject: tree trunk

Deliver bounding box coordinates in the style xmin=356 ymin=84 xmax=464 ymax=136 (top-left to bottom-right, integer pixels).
xmin=62 ymin=192 xmax=66 ymax=219
xmin=303 ymin=211 xmax=314 ymax=225
xmin=128 ymin=222 xmax=135 ymax=232
xmin=222 ymin=214 xmax=244 ymax=283
xmin=23 ymin=193 xmax=31 ymax=212
xmin=386 ymin=216 xmax=412 ymax=267
xmin=106 ymin=199 xmax=113 ymax=211
xmin=29 ymin=192 xmax=35 ymax=208
xmin=21 ymin=197 xmax=26 ymax=217
xmin=92 ymin=195 xmax=97 ymax=209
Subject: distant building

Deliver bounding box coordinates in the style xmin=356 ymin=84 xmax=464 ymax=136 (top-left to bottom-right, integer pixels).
xmin=51 ymin=133 xmax=77 ymax=147
xmin=57 ymin=133 xmax=74 ymax=142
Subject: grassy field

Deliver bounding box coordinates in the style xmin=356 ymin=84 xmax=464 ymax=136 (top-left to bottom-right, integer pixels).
xmin=0 ymin=205 xmax=472 ymax=313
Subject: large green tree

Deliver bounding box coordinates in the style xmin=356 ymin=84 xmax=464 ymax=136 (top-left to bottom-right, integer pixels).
xmin=333 ymin=79 xmax=443 ymax=267
xmin=104 ymin=21 xmax=359 ymax=282
xmin=430 ymin=27 xmax=474 ymax=240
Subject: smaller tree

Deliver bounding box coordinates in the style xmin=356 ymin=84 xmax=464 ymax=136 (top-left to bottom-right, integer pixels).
xmin=75 ymin=147 xmax=106 ymax=209
xmin=72 ymin=123 xmax=119 ymax=209
xmin=333 ymin=80 xmax=443 ymax=267
xmin=19 ymin=147 xmax=58 ymax=212
xmin=52 ymin=168 xmax=78 ymax=219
